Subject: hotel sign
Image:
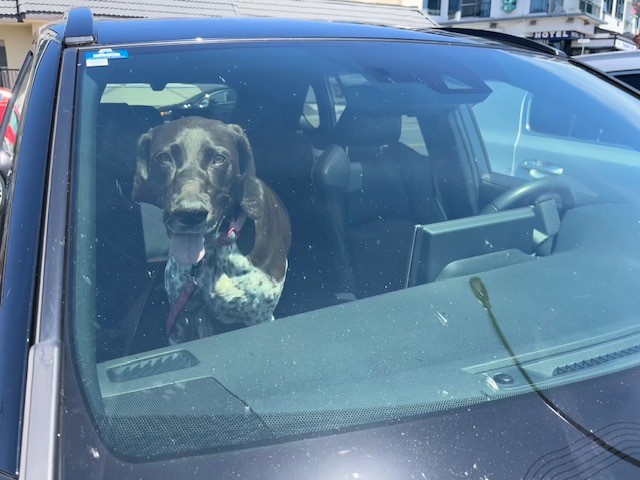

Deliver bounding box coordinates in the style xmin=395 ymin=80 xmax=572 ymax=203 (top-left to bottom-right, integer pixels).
xmin=501 ymin=0 xmax=517 ymax=13
xmin=531 ymin=30 xmax=580 ymax=40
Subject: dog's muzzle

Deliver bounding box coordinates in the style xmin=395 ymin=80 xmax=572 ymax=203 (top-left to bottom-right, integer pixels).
xmin=167 ymin=209 xmax=226 ymax=265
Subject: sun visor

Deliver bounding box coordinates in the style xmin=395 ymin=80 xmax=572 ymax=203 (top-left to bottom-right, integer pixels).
xmin=342 ymin=80 xmax=492 ymax=116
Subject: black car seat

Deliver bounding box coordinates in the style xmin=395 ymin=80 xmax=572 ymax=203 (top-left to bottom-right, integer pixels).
xmin=236 ymin=91 xmax=342 ymax=315
xmin=95 ymin=102 xmax=165 ymax=358
xmin=312 ymin=107 xmax=443 ymax=299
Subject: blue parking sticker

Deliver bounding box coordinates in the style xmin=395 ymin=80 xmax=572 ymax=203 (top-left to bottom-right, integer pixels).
xmin=86 ymin=49 xmax=129 ymax=67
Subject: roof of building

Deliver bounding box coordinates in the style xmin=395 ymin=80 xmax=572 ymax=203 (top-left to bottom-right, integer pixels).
xmin=1 ymin=0 xmax=436 ymax=29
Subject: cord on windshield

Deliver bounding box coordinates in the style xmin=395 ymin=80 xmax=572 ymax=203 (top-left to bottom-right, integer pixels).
xmin=469 ymin=276 xmax=640 ymax=474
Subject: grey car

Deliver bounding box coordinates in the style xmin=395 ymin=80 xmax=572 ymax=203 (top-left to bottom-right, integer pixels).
xmin=574 ymin=49 xmax=640 ymax=90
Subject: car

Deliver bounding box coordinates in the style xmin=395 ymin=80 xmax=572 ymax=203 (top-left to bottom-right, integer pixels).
xmin=156 ymin=84 xmax=238 ymax=121
xmin=5 ymin=6 xmax=640 ymax=480
xmin=0 ymin=87 xmax=11 ymax=120
xmin=573 ymin=50 xmax=640 ymax=90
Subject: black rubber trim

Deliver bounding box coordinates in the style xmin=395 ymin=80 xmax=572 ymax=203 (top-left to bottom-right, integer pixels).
xmin=437 ymin=27 xmax=567 ymax=57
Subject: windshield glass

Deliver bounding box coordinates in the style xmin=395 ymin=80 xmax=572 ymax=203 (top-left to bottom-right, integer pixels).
xmin=66 ymin=39 xmax=640 ymax=463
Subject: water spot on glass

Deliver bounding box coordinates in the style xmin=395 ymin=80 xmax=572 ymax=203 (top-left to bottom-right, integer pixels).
xmin=89 ymin=446 xmax=100 ymax=460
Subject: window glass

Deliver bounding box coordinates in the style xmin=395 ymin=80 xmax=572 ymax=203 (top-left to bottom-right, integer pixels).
xmin=0 ymin=49 xmax=32 ymax=262
xmin=327 ymin=73 xmax=368 ymax=122
xmin=400 ymin=116 xmax=428 ymax=155
xmin=102 ymin=83 xmax=203 ymax=106
xmin=530 ymin=0 xmax=549 ymax=13
xmin=472 ymin=81 xmax=527 ymax=176
xmin=460 ymin=0 xmax=491 ymax=16
xmin=66 ymin=40 xmax=640 ymax=466
xmin=0 ymin=71 xmax=28 ymax=176
xmin=302 ymin=86 xmax=319 ymax=128
xmin=426 ymin=0 xmax=441 ymax=14
xmin=613 ymin=72 xmax=640 ymax=90
xmin=472 ymin=66 xmax=637 ymax=179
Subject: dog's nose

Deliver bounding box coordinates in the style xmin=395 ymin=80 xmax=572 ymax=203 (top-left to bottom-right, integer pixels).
xmin=174 ymin=208 xmax=208 ymax=227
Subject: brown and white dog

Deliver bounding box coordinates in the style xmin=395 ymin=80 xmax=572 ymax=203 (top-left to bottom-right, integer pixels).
xmin=132 ymin=117 xmax=291 ymax=344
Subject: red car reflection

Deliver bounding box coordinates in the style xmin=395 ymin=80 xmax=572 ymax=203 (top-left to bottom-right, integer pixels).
xmin=0 ymin=87 xmax=10 ymax=120
xmin=0 ymin=87 xmax=18 ymax=150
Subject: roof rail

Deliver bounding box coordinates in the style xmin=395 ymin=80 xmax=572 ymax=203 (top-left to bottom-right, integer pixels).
xmin=438 ymin=27 xmax=567 ymax=57
xmin=62 ymin=7 xmax=96 ymax=47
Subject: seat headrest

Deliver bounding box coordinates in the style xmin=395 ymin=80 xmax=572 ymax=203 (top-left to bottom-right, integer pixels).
xmin=130 ymin=105 xmax=164 ymax=130
xmin=98 ymin=103 xmax=163 ymax=132
xmin=333 ymin=107 xmax=401 ymax=147
xmin=97 ymin=103 xmax=163 ymax=164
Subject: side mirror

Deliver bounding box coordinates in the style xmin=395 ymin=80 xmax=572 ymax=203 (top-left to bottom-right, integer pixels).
xmin=0 ymin=148 xmax=12 ymax=178
xmin=0 ymin=173 xmax=6 ymax=218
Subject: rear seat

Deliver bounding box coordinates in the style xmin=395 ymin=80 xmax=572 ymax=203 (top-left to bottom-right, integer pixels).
xmin=237 ymin=95 xmax=343 ymax=316
xmin=95 ymin=102 xmax=166 ymax=358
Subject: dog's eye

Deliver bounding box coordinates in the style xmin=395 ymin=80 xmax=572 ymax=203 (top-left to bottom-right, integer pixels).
xmin=212 ymin=154 xmax=226 ymax=165
xmin=154 ymin=152 xmax=173 ymax=165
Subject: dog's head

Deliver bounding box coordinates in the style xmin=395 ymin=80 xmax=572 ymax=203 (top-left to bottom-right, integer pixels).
xmin=132 ymin=117 xmax=255 ymax=264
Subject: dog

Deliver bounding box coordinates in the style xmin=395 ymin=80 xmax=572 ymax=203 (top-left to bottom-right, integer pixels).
xmin=132 ymin=116 xmax=291 ymax=344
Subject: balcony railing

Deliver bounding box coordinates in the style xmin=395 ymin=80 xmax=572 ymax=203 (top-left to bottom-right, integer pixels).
xmin=0 ymin=68 xmax=19 ymax=89
xmin=577 ymin=0 xmax=603 ymax=16
xmin=530 ymin=0 xmax=603 ymax=16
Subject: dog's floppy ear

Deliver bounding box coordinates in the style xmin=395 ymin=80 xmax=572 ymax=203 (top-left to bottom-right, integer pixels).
xmin=229 ymin=124 xmax=256 ymax=178
xmin=228 ymin=124 xmax=266 ymax=219
xmin=132 ymin=131 xmax=155 ymax=203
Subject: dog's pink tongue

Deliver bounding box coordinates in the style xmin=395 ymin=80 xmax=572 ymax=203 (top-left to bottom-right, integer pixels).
xmin=170 ymin=234 xmax=206 ymax=265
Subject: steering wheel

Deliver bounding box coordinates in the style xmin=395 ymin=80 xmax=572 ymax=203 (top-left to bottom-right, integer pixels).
xmin=481 ymin=177 xmax=576 ymax=214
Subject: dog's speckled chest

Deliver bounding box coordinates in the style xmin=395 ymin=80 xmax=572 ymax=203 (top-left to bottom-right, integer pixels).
xmin=165 ymin=242 xmax=283 ymax=343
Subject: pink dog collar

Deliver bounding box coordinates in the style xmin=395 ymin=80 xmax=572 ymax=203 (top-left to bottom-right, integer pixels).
xmin=218 ymin=212 xmax=247 ymax=246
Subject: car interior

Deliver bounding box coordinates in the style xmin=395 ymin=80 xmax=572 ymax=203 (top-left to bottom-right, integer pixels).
xmin=92 ymin=75 xmax=494 ymax=359
xmin=86 ymin=38 xmax=608 ymax=362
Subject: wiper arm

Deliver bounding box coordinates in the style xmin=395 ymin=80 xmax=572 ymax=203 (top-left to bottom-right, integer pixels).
xmin=469 ymin=276 xmax=640 ymax=470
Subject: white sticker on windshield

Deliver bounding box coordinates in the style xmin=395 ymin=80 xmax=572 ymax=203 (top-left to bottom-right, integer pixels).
xmin=86 ymin=49 xmax=129 ymax=67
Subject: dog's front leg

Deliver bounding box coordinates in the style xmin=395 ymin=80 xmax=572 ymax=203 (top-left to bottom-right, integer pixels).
xmin=210 ymin=245 xmax=284 ymax=326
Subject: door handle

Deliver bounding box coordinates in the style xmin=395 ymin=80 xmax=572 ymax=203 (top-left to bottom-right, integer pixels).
xmin=521 ymin=160 xmax=563 ymax=177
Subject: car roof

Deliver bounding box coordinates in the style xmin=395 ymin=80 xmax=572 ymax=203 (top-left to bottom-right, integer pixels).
xmin=44 ymin=14 xmax=533 ymax=52
xmin=574 ymin=50 xmax=640 ymax=74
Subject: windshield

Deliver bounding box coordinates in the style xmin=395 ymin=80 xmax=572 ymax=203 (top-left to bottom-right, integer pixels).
xmin=65 ymin=39 xmax=640 ymax=465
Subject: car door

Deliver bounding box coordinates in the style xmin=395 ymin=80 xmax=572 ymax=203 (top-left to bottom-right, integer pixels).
xmin=0 ymin=52 xmax=32 ymax=480
xmin=0 ymin=30 xmax=65 ymax=479
xmin=471 ymin=74 xmax=640 ymax=206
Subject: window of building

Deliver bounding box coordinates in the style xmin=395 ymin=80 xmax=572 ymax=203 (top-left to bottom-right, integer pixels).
xmin=615 ymin=0 xmax=624 ymax=19
xmin=461 ymin=0 xmax=491 ymax=17
xmin=426 ymin=0 xmax=442 ymax=15
xmin=579 ymin=0 xmax=602 ymax=17
xmin=604 ymin=0 xmax=613 ymax=14
xmin=530 ymin=0 xmax=549 ymax=13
